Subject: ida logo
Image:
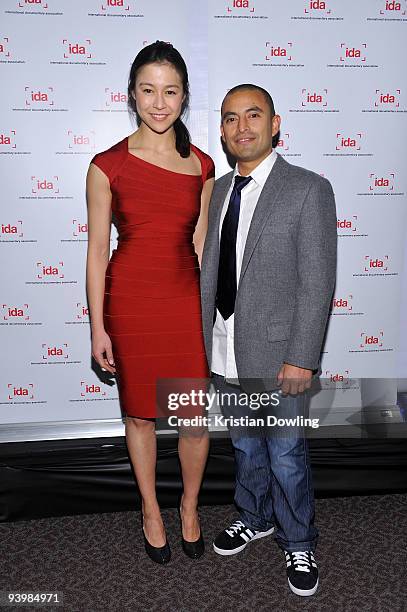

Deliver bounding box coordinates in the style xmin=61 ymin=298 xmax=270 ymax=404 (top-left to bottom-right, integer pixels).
xmin=276 ymin=133 xmax=290 ymax=151
xmin=72 ymin=219 xmax=88 ymax=237
xmin=42 ymin=343 xmax=68 ymax=360
xmin=2 ymin=304 xmax=30 ymax=321
xmin=324 ymin=370 xmax=350 ymax=384
xmin=36 ymin=261 xmax=64 ymax=279
xmin=76 ymin=302 xmax=89 ymax=320
xmin=0 ymin=130 xmax=16 ymax=148
xmin=63 ymin=39 xmax=92 ymax=59
xmin=31 ymin=176 xmax=59 ymax=194
xmin=331 ymin=295 xmax=353 ymax=312
xmin=320 ymin=369 xmax=357 ymax=391
xmin=18 ymin=0 xmax=49 ymax=7
xmin=340 ymin=43 xmax=367 ymax=62
xmin=80 ymin=381 xmax=106 ymax=397
xmin=369 ymin=173 xmax=395 ymax=191
xmin=305 ymin=0 xmax=331 ymax=14
xmin=101 ymin=0 xmax=130 ymax=10
xmin=0 ymin=37 xmax=11 ymax=58
xmin=227 ymin=0 xmax=255 ymax=12
xmin=8 ymin=383 xmax=34 ymax=400
xmin=1 ymin=221 xmax=23 ymax=237
xmin=301 ymin=89 xmax=328 ymax=107
xmin=67 ymin=130 xmax=96 ymax=150
xmin=337 ymin=216 xmax=358 ymax=232
xmin=25 ymin=86 xmax=54 ymax=107
xmin=380 ymin=0 xmax=406 ymax=14
xmin=375 ymin=89 xmax=401 ymax=108
xmin=336 ymin=133 xmax=362 ymax=151
xmin=359 ymin=331 xmax=384 ymax=348
xmin=364 ymin=255 xmax=389 ymax=272
xmin=266 ymin=42 xmax=293 ymax=61
xmin=104 ymin=87 xmax=127 ymax=107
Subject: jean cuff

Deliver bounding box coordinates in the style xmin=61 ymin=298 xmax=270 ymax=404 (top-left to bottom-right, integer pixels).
xmin=274 ymin=538 xmax=318 ymax=552
xmin=239 ymin=511 xmax=275 ymax=533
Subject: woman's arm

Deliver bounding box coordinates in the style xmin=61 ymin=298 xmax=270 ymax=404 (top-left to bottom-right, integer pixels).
xmin=86 ymin=163 xmax=116 ymax=374
xmin=193 ymin=177 xmax=214 ymax=266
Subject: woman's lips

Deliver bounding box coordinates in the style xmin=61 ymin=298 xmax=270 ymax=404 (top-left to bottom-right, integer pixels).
xmin=150 ymin=113 xmax=170 ymax=121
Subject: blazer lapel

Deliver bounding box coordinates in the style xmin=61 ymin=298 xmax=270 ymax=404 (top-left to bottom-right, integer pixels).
xmin=239 ymin=154 xmax=289 ymax=284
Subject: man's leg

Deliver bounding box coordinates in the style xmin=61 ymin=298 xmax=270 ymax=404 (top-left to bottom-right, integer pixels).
xmin=212 ymin=374 xmax=275 ymax=554
xmin=265 ymin=391 xmax=319 ymax=596
xmin=265 ymin=392 xmax=318 ymax=551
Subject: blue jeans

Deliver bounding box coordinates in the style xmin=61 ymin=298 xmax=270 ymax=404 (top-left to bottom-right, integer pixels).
xmin=212 ymin=373 xmax=318 ymax=552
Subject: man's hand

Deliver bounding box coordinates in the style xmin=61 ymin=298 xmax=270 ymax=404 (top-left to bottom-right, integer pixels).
xmin=277 ymin=363 xmax=313 ymax=396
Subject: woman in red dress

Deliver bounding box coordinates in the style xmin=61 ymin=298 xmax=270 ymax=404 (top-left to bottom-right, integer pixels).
xmin=86 ymin=41 xmax=214 ymax=564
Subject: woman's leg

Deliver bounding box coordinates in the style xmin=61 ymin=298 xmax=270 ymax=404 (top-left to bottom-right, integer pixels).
xmin=178 ymin=427 xmax=209 ymax=540
xmin=125 ymin=416 xmax=166 ymax=547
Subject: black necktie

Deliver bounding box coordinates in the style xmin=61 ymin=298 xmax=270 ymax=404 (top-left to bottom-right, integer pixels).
xmin=216 ymin=174 xmax=253 ymax=320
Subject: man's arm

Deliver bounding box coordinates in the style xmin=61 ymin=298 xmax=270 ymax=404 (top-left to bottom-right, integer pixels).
xmin=278 ymin=176 xmax=337 ymax=394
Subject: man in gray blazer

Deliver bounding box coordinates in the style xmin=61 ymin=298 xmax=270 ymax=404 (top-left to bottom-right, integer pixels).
xmin=200 ymin=84 xmax=337 ymax=597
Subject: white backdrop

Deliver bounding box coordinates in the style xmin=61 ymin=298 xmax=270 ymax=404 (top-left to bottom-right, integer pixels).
xmin=1 ymin=0 xmax=406 ymax=428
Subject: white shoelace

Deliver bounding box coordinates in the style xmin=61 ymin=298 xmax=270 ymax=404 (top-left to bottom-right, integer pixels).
xmin=226 ymin=520 xmax=248 ymax=537
xmin=286 ymin=551 xmax=315 ymax=573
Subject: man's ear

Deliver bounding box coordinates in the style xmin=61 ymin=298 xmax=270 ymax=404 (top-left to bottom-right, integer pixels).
xmin=220 ymin=123 xmax=225 ymax=142
xmin=271 ymin=114 xmax=281 ymax=136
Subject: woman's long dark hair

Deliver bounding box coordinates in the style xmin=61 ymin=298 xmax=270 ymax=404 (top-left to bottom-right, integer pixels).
xmin=128 ymin=41 xmax=191 ymax=158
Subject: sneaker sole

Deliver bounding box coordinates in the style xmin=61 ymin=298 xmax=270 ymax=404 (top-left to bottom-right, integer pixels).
xmin=213 ymin=526 xmax=275 ymax=556
xmin=287 ymin=577 xmax=319 ymax=597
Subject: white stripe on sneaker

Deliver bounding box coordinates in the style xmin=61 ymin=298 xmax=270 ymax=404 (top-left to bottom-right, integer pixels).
xmin=213 ymin=523 xmax=275 ymax=556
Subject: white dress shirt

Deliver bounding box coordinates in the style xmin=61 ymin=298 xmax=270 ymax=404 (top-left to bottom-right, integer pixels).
xmin=211 ymin=150 xmax=278 ymax=381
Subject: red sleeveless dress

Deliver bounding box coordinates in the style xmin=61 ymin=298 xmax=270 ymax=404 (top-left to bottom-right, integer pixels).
xmin=91 ymin=137 xmax=214 ymax=418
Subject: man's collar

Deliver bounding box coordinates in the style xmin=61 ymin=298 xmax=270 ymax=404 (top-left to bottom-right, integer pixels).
xmin=233 ymin=149 xmax=278 ymax=187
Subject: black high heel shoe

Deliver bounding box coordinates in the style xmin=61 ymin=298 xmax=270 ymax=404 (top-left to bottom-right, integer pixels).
xmin=142 ymin=520 xmax=171 ymax=565
xmin=178 ymin=506 xmax=205 ymax=559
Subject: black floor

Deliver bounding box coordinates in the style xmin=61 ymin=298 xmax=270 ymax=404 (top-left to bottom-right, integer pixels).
xmin=1 ymin=494 xmax=406 ymax=612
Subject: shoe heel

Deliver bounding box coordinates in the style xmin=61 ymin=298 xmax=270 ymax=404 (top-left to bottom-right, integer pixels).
xmin=178 ymin=506 xmax=205 ymax=559
xmin=141 ymin=517 xmax=171 ymax=564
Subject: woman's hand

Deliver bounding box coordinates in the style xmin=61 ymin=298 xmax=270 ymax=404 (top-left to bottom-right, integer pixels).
xmin=91 ymin=328 xmax=116 ymax=374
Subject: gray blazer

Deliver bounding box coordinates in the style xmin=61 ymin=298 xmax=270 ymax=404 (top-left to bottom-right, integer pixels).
xmin=200 ymin=153 xmax=337 ymax=387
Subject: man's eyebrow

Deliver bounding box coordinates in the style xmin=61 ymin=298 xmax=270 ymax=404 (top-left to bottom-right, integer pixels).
xmin=222 ymin=105 xmax=264 ymax=119
xmin=246 ymin=105 xmax=264 ymax=113
xmin=222 ymin=111 xmax=238 ymax=119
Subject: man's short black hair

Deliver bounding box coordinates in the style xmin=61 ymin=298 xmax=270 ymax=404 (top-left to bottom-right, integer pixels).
xmin=221 ymin=83 xmax=275 ymax=117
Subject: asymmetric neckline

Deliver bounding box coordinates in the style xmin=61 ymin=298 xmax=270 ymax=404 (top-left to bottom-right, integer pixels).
xmin=126 ymin=136 xmax=203 ymax=179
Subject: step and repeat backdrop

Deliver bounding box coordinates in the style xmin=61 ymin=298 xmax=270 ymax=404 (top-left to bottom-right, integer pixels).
xmin=1 ymin=0 xmax=406 ymax=428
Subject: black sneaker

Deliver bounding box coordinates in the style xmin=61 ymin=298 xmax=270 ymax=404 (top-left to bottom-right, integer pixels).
xmin=213 ymin=519 xmax=275 ymax=556
xmin=284 ymin=550 xmax=319 ymax=596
